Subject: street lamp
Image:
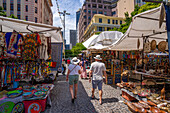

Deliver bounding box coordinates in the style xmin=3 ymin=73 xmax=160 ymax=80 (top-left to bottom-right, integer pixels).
xmin=59 ymin=10 xmax=70 ymax=59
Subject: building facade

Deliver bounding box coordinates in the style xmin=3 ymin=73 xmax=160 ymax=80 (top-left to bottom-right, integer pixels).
xmin=78 ymin=0 xmax=118 ymax=43
xmin=76 ymin=9 xmax=81 ymax=43
xmin=0 ymin=0 xmax=53 ymax=25
xmin=70 ymin=30 xmax=77 ymax=48
xmin=117 ymin=0 xmax=145 ymax=18
xmin=83 ymin=14 xmax=125 ymax=41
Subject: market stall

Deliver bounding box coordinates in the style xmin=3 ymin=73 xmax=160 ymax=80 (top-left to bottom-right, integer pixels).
xmin=0 ymin=16 xmax=63 ymax=113
xmin=112 ymin=6 xmax=170 ymax=113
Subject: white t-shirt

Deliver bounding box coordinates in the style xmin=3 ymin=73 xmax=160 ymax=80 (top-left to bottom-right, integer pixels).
xmin=90 ymin=61 xmax=106 ymax=80
xmin=68 ymin=64 xmax=81 ymax=75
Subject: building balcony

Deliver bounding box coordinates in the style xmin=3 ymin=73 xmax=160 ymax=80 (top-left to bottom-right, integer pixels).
xmin=111 ymin=0 xmax=118 ymax=3
xmin=111 ymin=3 xmax=117 ymax=8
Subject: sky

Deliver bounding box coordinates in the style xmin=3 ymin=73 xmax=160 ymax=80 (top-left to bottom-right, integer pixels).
xmin=51 ymin=0 xmax=85 ymax=44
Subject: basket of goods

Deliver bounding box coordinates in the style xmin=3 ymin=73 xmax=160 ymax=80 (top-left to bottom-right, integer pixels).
xmin=7 ymin=90 xmax=23 ymax=98
xmin=150 ymin=106 xmax=161 ymax=113
xmin=23 ymin=92 xmax=34 ymax=99
xmin=139 ymin=101 xmax=151 ymax=109
xmin=124 ymin=101 xmax=138 ymax=113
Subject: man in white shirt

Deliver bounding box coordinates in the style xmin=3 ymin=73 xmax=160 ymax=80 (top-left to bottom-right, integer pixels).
xmin=89 ymin=55 xmax=107 ymax=105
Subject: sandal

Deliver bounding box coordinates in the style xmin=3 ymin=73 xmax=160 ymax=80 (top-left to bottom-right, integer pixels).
xmin=91 ymin=95 xmax=95 ymax=99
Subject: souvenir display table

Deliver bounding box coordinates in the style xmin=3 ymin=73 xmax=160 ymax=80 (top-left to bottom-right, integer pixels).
xmin=0 ymin=84 xmax=53 ymax=113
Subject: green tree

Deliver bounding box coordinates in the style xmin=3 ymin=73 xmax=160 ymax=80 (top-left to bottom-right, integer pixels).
xmin=0 ymin=6 xmax=6 ymax=16
xmin=110 ymin=3 xmax=160 ymax=33
xmin=71 ymin=43 xmax=86 ymax=57
xmin=8 ymin=14 xmax=18 ymax=19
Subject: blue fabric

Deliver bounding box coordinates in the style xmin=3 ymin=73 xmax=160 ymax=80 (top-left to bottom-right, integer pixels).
xmin=5 ymin=32 xmax=22 ymax=56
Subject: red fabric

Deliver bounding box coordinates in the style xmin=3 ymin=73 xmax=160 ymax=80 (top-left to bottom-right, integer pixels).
xmin=67 ymin=59 xmax=70 ymax=64
xmin=52 ymin=62 xmax=57 ymax=68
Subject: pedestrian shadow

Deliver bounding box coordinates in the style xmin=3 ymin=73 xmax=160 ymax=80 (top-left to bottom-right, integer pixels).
xmin=102 ymin=97 xmax=119 ymax=104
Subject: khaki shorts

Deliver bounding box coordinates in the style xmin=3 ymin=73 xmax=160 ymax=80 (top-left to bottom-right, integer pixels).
xmin=69 ymin=75 xmax=79 ymax=85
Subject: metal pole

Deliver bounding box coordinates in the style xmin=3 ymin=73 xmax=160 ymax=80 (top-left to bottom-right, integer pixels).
xmin=63 ymin=11 xmax=66 ymax=59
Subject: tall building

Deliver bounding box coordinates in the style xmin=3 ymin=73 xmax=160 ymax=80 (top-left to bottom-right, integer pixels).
xmin=117 ymin=0 xmax=145 ymax=18
xmin=78 ymin=0 xmax=118 ymax=43
xmin=70 ymin=30 xmax=77 ymax=48
xmin=76 ymin=9 xmax=81 ymax=43
xmin=83 ymin=14 xmax=124 ymax=41
xmin=0 ymin=0 xmax=53 ymax=25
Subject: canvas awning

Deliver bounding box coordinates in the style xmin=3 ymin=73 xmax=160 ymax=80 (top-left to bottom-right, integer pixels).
xmin=83 ymin=35 xmax=98 ymax=48
xmin=87 ymin=31 xmax=123 ymax=50
xmin=107 ymin=7 xmax=167 ymax=51
xmin=0 ymin=16 xmax=63 ymax=43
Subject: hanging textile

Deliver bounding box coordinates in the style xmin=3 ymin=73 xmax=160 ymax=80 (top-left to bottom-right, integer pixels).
xmin=0 ymin=33 xmax=5 ymax=59
xmin=4 ymin=32 xmax=23 ymax=58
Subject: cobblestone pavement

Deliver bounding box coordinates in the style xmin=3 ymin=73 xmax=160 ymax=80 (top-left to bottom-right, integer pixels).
xmin=43 ymin=75 xmax=131 ymax=113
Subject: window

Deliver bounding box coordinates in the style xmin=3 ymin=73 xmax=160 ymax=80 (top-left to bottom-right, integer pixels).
xmin=92 ymin=10 xmax=97 ymax=14
xmin=84 ymin=9 xmax=86 ymax=13
xmin=25 ymin=16 xmax=28 ymax=21
xmin=10 ymin=3 xmax=14 ymax=10
xmin=99 ymin=18 xmax=102 ymax=23
xmin=25 ymin=5 xmax=28 ymax=12
xmin=84 ymin=22 xmax=87 ymax=25
xmin=104 ymin=6 xmax=107 ymax=9
xmin=116 ymin=20 xmax=118 ymax=24
xmin=98 ymin=5 xmax=103 ymax=8
xmin=26 ymin=0 xmax=28 ymax=1
xmin=88 ymin=9 xmax=91 ymax=14
xmin=98 ymin=27 xmax=104 ymax=31
xmin=92 ymin=0 xmax=96 ymax=2
xmin=88 ymin=16 xmax=91 ymax=20
xmin=88 ymin=4 xmax=91 ymax=7
xmin=99 ymin=11 xmax=103 ymax=14
xmin=84 ymin=15 xmax=86 ymax=19
xmin=3 ymin=3 xmax=6 ymax=10
xmin=108 ymin=19 xmax=110 ymax=24
xmin=107 ymin=27 xmax=111 ymax=31
xmin=17 ymin=15 xmax=20 ymax=19
xmin=92 ymin=4 xmax=97 ymax=8
xmin=120 ymin=20 xmax=122 ymax=25
xmin=112 ymin=11 xmax=116 ymax=16
xmin=104 ymin=11 xmax=107 ymax=15
xmin=35 ymin=0 xmax=37 ymax=3
xmin=17 ymin=4 xmax=20 ymax=11
xmin=112 ymin=20 xmax=115 ymax=24
xmin=35 ymin=17 xmax=37 ymax=23
xmin=35 ymin=7 xmax=37 ymax=13
xmin=97 ymin=0 xmax=101 ymax=3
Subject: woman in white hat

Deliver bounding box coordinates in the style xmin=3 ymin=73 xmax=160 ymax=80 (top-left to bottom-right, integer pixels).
xmin=66 ymin=57 xmax=81 ymax=103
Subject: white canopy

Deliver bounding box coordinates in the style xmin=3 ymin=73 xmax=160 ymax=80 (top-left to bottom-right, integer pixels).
xmin=107 ymin=7 xmax=167 ymax=51
xmin=87 ymin=31 xmax=123 ymax=50
xmin=83 ymin=35 xmax=98 ymax=48
xmin=0 ymin=16 xmax=63 ymax=43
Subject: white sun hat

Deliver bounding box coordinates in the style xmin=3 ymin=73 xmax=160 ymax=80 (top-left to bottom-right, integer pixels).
xmin=71 ymin=57 xmax=80 ymax=65
xmin=94 ymin=55 xmax=102 ymax=60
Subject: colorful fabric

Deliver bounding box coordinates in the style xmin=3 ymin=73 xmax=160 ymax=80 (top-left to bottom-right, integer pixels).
xmin=4 ymin=32 xmax=23 ymax=58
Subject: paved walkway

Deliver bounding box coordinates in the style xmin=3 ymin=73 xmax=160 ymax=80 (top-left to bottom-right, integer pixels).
xmin=44 ymin=75 xmax=131 ymax=113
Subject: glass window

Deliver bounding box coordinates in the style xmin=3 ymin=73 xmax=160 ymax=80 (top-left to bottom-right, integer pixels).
xmin=99 ymin=11 xmax=103 ymax=14
xmin=84 ymin=15 xmax=86 ymax=19
xmin=92 ymin=10 xmax=97 ymax=14
xmin=17 ymin=4 xmax=20 ymax=11
xmin=88 ymin=16 xmax=91 ymax=20
xmin=84 ymin=22 xmax=87 ymax=25
xmin=25 ymin=16 xmax=28 ymax=21
xmin=10 ymin=3 xmax=14 ymax=10
xmin=35 ymin=0 xmax=37 ymax=3
xmin=92 ymin=0 xmax=96 ymax=2
xmin=84 ymin=9 xmax=86 ymax=13
xmin=99 ymin=18 xmax=102 ymax=23
xmin=97 ymin=0 xmax=101 ymax=3
xmin=88 ymin=9 xmax=91 ymax=13
xmin=104 ymin=6 xmax=107 ymax=9
xmin=112 ymin=11 xmax=116 ymax=16
xmin=108 ymin=19 xmax=110 ymax=24
xmin=120 ymin=20 xmax=122 ymax=25
xmin=3 ymin=3 xmax=6 ymax=10
xmin=26 ymin=0 xmax=28 ymax=1
xmin=99 ymin=27 xmax=102 ymax=31
xmin=88 ymin=4 xmax=91 ymax=8
xmin=116 ymin=20 xmax=118 ymax=24
xmin=35 ymin=17 xmax=37 ymax=23
xmin=35 ymin=7 xmax=37 ymax=13
xmin=112 ymin=20 xmax=115 ymax=24
xmin=25 ymin=5 xmax=28 ymax=12
xmin=17 ymin=15 xmax=20 ymax=19
xmin=104 ymin=11 xmax=107 ymax=15
xmin=92 ymin=4 xmax=97 ymax=8
xmin=98 ymin=5 xmax=103 ymax=8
